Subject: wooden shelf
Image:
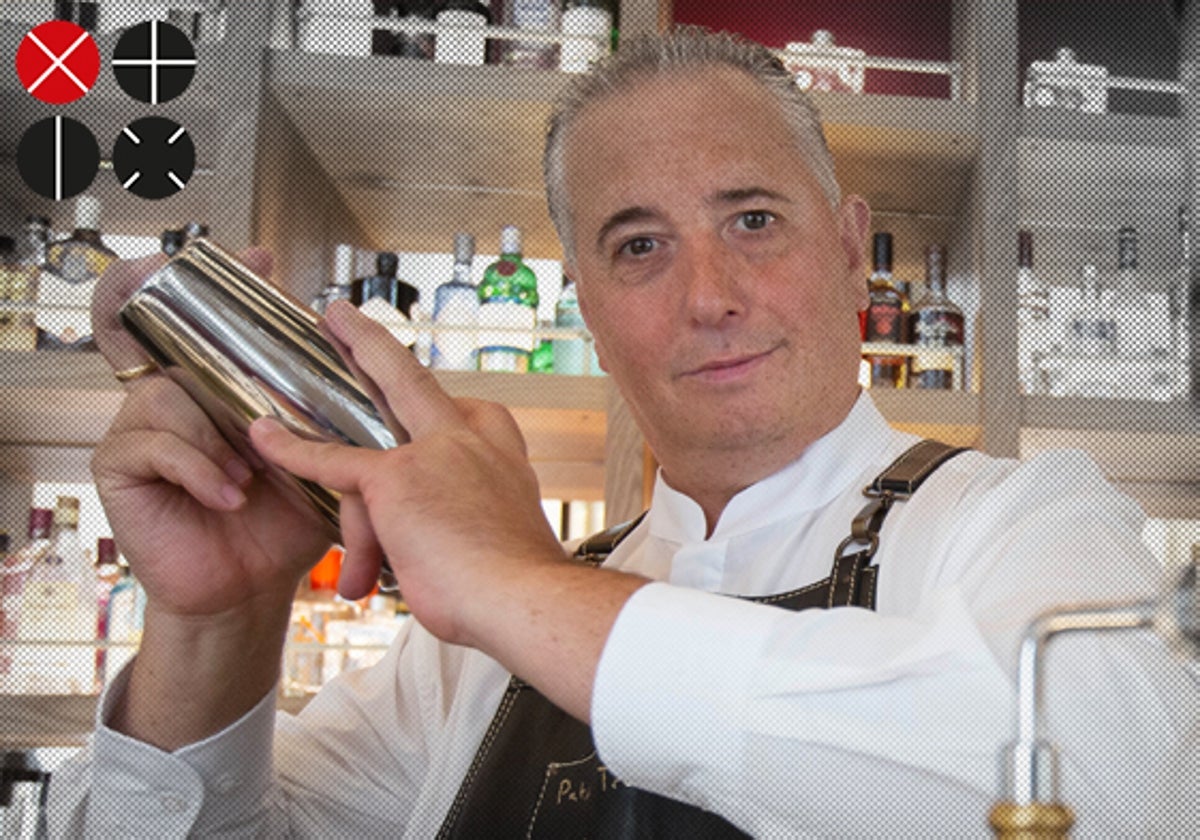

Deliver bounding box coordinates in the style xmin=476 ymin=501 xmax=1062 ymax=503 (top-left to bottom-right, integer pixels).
xmin=266 ymin=50 xmax=570 ymax=260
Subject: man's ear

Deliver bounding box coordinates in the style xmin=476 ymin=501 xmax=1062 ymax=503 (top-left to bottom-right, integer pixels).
xmin=838 ymin=195 xmax=872 ymax=309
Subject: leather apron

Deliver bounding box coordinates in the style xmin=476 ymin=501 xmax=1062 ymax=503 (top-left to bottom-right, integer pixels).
xmin=437 ymin=440 xmax=966 ymax=839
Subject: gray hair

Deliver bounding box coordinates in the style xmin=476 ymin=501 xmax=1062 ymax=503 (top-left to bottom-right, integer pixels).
xmin=543 ymin=26 xmax=842 ymax=267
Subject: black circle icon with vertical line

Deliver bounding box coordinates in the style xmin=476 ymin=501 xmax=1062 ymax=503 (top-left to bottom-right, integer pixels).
xmin=17 ymin=116 xmax=99 ymax=200
xmin=112 ymin=117 xmax=196 ymax=199
xmin=112 ymin=20 xmax=196 ymax=104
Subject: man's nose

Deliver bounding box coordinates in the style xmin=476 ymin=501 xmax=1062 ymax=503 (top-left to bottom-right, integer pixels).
xmin=678 ymin=237 xmax=746 ymax=326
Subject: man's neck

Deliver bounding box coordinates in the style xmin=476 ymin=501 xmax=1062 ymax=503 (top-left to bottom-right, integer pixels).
xmin=656 ymin=406 xmax=856 ymax=538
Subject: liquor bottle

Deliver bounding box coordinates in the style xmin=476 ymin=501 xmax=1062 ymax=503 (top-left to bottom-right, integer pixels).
xmin=11 ymin=216 xmax=50 ymax=352
xmin=530 ymin=320 xmax=555 ymax=373
xmin=0 ymin=509 xmax=53 ymax=667
xmin=161 ymin=229 xmax=185 ymax=256
xmin=1112 ymin=226 xmax=1167 ymax=361
xmin=92 ymin=537 xmax=121 ymax=691
xmin=501 ymin=0 xmax=560 ymax=69
xmin=16 ymin=497 xmax=96 ymax=694
xmin=431 ymin=232 xmax=481 ymax=370
xmin=397 ymin=1 xmax=437 ymax=59
xmin=561 ymin=0 xmax=612 ymax=73
xmin=780 ymin=29 xmax=866 ymax=93
xmin=351 ymin=251 xmax=420 ymax=318
xmin=1175 ymin=205 xmax=1192 ymax=399
xmin=40 ymin=195 xmax=118 ymax=352
xmin=1023 ymin=47 xmax=1108 ymax=114
xmin=552 ymin=276 xmax=599 ymax=375
xmin=372 ymin=0 xmax=401 ymax=55
xmin=1067 ymin=264 xmax=1117 ymax=358
xmin=862 ymin=232 xmax=909 ymax=388
xmin=312 ymin=244 xmax=357 ymax=315
xmin=433 ymin=0 xmax=492 ymax=66
xmin=55 ymin=0 xmax=98 ymax=30
xmin=477 ymin=225 xmax=539 ymax=372
xmin=908 ymin=245 xmax=964 ymax=390
xmin=0 ymin=236 xmax=38 ymax=352
xmin=1017 ymin=230 xmax=1051 ymax=395
xmin=102 ymin=563 xmax=145 ymax=688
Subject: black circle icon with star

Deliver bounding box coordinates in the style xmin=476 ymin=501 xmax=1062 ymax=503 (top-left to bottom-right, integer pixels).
xmin=112 ymin=117 xmax=196 ymax=199
xmin=112 ymin=20 xmax=196 ymax=104
xmin=17 ymin=116 xmax=100 ymax=200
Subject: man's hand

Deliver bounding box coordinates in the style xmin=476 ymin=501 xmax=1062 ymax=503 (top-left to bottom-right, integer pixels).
xmin=89 ymin=251 xmax=332 ymax=748
xmin=250 ymin=299 xmax=570 ymax=646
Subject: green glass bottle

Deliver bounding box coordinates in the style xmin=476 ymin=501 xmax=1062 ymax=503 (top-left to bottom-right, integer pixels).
xmin=477 ymin=225 xmax=539 ymax=372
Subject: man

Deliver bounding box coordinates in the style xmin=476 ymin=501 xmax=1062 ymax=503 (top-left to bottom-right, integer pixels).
xmin=51 ymin=28 xmax=1195 ymax=838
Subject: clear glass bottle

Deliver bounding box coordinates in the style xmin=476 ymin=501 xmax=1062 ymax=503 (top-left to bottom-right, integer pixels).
xmin=39 ymin=195 xmax=117 ymax=351
xmin=780 ymin=29 xmax=866 ymax=94
xmin=431 ymin=232 xmax=481 ymax=370
xmin=1067 ymin=263 xmax=1117 ymax=358
xmin=92 ymin=537 xmax=121 ymax=691
xmin=862 ymin=231 xmax=909 ymax=388
xmin=351 ymin=251 xmax=420 ymax=318
xmin=16 ymin=496 xmax=96 ymax=694
xmin=560 ymin=0 xmax=612 ymax=73
xmin=477 ymin=225 xmax=539 ymax=372
xmin=0 ymin=509 xmax=54 ymax=664
xmin=501 ymin=0 xmax=560 ymax=69
xmin=313 ymin=244 xmax=356 ymax=315
xmin=1023 ymin=47 xmax=1108 ymax=114
xmin=1175 ymin=205 xmax=1193 ymax=399
xmin=0 ymin=235 xmax=38 ymax=352
xmin=433 ymin=0 xmax=492 ymax=66
xmin=908 ymin=245 xmax=964 ymax=390
xmin=1112 ymin=226 xmax=1165 ymax=360
xmin=1017 ymin=230 xmax=1052 ymax=395
xmin=13 ymin=216 xmax=50 ymax=352
xmin=552 ymin=277 xmax=599 ymax=375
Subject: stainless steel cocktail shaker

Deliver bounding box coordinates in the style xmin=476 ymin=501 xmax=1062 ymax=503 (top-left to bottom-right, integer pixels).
xmin=118 ymin=238 xmax=403 ymax=549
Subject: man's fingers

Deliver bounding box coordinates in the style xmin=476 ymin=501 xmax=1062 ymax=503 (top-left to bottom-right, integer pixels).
xmin=337 ymin=493 xmax=386 ymax=601
xmin=323 ymin=300 xmax=463 ymax=440
xmin=249 ymin=417 xmax=377 ymax=493
xmin=92 ymin=428 xmax=247 ymax=511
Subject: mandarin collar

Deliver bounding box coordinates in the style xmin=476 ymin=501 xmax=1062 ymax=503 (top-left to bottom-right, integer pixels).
xmin=646 ymin=391 xmax=894 ymax=544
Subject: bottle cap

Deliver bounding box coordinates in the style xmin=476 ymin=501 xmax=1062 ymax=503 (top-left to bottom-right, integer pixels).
xmin=924 ymin=244 xmax=947 ymax=287
xmin=333 ymin=244 xmax=355 ymax=286
xmin=369 ymin=593 xmax=396 ymax=615
xmin=1117 ymin=226 xmax=1138 ymax=270
xmin=161 ymin=229 xmax=184 ymax=255
xmin=500 ymin=225 xmax=522 ymax=255
xmin=24 ymin=215 xmax=51 ymax=230
xmin=376 ymin=251 xmax=399 ymax=276
xmin=55 ymin=496 xmax=81 ymax=527
xmin=872 ymin=232 xmax=893 ymax=271
xmin=453 ymin=232 xmax=475 ymax=263
xmin=75 ymin=195 xmax=102 ymax=231
xmin=28 ymin=508 xmax=53 ymax=539
xmin=1018 ymin=230 xmax=1033 ymax=267
xmin=96 ymin=537 xmax=118 ymax=567
xmin=0 ymin=236 xmax=13 ymax=257
xmin=0 ymin=531 xmax=9 ymax=554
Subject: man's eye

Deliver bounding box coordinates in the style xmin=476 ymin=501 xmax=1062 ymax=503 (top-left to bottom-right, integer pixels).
xmin=738 ymin=211 xmax=774 ymax=231
xmin=619 ymin=237 xmax=656 ymax=257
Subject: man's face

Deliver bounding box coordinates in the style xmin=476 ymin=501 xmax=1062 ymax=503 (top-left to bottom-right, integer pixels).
xmin=562 ymin=66 xmax=870 ymax=466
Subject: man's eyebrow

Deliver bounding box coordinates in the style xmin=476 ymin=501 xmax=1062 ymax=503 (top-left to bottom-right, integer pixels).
xmin=595 ymin=206 xmax=659 ymax=253
xmin=707 ymin=186 xmax=793 ymax=206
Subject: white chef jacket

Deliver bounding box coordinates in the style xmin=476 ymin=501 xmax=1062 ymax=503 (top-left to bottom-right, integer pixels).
xmin=48 ymin=392 xmax=1199 ymax=838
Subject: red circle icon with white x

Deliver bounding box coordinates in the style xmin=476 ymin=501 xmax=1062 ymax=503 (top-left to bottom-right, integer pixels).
xmin=15 ymin=20 xmax=100 ymax=104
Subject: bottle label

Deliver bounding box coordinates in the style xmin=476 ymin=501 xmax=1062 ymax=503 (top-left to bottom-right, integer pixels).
xmin=865 ymin=301 xmax=905 ymax=342
xmin=910 ymin=310 xmax=964 ymax=347
xmin=478 ymin=300 xmax=536 ymax=353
